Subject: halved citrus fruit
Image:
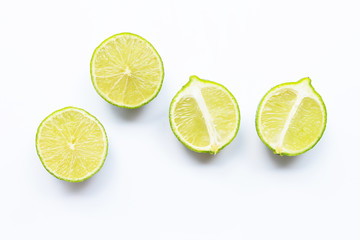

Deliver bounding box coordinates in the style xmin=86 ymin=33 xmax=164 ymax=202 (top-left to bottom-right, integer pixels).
xmin=90 ymin=32 xmax=164 ymax=108
xmin=256 ymin=77 xmax=327 ymax=156
xmin=169 ymin=76 xmax=240 ymax=154
xmin=36 ymin=107 xmax=108 ymax=182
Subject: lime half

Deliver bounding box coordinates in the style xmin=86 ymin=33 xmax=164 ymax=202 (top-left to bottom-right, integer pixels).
xmin=36 ymin=107 xmax=108 ymax=182
xmin=169 ymin=76 xmax=240 ymax=154
xmin=90 ymin=32 xmax=164 ymax=108
xmin=256 ymin=78 xmax=327 ymax=156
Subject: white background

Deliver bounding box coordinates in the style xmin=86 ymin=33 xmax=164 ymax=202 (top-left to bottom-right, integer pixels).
xmin=1 ymin=0 xmax=359 ymax=239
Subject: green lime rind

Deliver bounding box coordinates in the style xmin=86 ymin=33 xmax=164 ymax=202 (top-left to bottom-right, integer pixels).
xmin=255 ymin=77 xmax=327 ymax=156
xmin=169 ymin=75 xmax=240 ymax=154
xmin=35 ymin=106 xmax=108 ymax=182
xmin=90 ymin=32 xmax=165 ymax=109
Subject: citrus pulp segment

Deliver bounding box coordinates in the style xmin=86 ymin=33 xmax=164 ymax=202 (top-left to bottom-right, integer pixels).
xmin=36 ymin=107 xmax=108 ymax=182
xmin=169 ymin=76 xmax=240 ymax=154
xmin=91 ymin=33 xmax=164 ymax=108
xmin=256 ymin=78 xmax=327 ymax=156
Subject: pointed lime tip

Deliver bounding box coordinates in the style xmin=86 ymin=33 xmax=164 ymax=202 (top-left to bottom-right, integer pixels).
xmin=189 ymin=75 xmax=200 ymax=82
xmin=298 ymin=77 xmax=311 ymax=85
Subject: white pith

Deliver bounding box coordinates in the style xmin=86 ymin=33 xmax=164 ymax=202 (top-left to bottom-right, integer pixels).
xmin=257 ymin=79 xmax=325 ymax=154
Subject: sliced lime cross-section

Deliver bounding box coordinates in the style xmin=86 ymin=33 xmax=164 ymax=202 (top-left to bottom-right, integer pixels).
xmin=256 ymin=78 xmax=327 ymax=156
xmin=91 ymin=33 xmax=164 ymax=108
xmin=169 ymin=76 xmax=240 ymax=154
xmin=36 ymin=107 xmax=108 ymax=182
